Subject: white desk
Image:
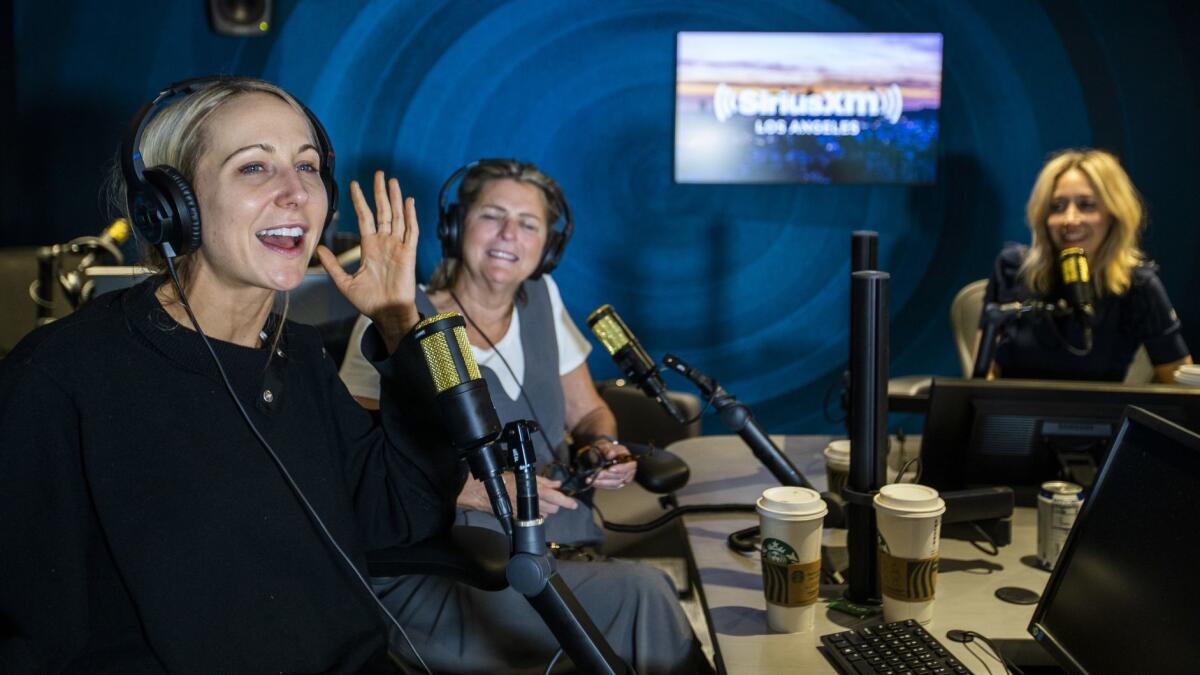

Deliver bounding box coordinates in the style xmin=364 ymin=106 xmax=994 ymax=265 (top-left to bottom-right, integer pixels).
xmin=669 ymin=435 xmax=1051 ymax=674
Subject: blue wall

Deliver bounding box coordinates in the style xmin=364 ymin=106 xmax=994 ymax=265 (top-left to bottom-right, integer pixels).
xmin=5 ymin=0 xmax=1198 ymax=433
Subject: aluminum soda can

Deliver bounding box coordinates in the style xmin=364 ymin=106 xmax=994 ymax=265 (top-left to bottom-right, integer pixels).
xmin=1037 ymin=481 xmax=1084 ymax=570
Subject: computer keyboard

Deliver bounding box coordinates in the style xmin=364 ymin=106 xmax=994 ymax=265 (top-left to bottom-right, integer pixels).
xmin=821 ymin=620 xmax=973 ymax=674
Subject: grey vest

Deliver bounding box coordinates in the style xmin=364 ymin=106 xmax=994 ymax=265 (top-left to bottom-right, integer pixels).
xmin=416 ymin=279 xmax=602 ymax=546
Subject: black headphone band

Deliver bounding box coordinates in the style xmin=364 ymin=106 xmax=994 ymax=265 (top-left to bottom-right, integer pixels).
xmin=121 ymin=76 xmax=338 ymax=255
xmin=436 ymin=159 xmax=573 ymax=278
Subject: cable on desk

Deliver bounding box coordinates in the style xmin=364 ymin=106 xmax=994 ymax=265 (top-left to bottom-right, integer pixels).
xmin=597 ymin=503 xmax=758 ymax=533
xmin=950 ymin=629 xmax=1025 ymax=675
xmin=896 ymin=455 xmax=922 ymax=483
xmin=969 ymin=522 xmax=1000 ymax=556
xmin=964 ymin=640 xmax=996 ymax=675
xmin=726 ymin=524 xmax=760 ymax=554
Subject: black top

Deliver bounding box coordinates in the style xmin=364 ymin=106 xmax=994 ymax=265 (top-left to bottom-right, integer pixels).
xmin=0 ymin=278 xmax=464 ymax=673
xmin=981 ymin=245 xmax=1190 ymax=381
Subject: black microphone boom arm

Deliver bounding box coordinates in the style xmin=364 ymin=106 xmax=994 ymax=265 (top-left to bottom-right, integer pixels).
xmin=663 ymin=355 xmax=812 ymax=491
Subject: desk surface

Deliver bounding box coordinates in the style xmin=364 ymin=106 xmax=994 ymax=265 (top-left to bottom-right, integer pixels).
xmin=670 ymin=435 xmax=1050 ymax=674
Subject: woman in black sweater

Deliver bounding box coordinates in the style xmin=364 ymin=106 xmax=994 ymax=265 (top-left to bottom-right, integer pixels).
xmin=0 ymin=77 xmax=462 ymax=672
xmin=976 ymin=149 xmax=1192 ymax=382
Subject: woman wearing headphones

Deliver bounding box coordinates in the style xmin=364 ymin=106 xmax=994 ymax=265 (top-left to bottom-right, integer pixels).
xmin=339 ymin=160 xmax=703 ymax=674
xmin=975 ymin=148 xmax=1192 ymax=382
xmin=0 ymin=77 xmax=462 ymax=672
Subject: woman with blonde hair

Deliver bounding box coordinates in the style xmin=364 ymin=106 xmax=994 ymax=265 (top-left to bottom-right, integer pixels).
xmin=976 ymin=148 xmax=1192 ymax=381
xmin=0 ymin=77 xmax=461 ymax=672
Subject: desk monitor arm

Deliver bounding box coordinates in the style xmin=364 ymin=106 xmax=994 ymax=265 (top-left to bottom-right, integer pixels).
xmin=1055 ymin=450 xmax=1099 ymax=491
xmin=476 ymin=420 xmax=631 ymax=675
xmin=662 ymin=353 xmax=844 ymax=526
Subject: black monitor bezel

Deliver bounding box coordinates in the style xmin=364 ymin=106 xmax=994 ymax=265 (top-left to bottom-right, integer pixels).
xmin=920 ymin=377 xmax=1200 ymax=501
xmin=1026 ymin=406 xmax=1200 ymax=674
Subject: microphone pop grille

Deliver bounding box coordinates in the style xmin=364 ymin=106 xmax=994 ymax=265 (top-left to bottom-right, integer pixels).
xmin=1059 ymin=247 xmax=1090 ymax=285
xmin=419 ymin=331 xmax=459 ymax=393
xmin=414 ymin=312 xmax=482 ymax=393
xmin=453 ymin=324 xmax=482 ymax=381
xmin=587 ymin=305 xmax=630 ymax=356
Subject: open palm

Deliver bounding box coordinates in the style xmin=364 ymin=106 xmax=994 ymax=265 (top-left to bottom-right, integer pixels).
xmin=317 ymin=170 xmax=420 ymax=350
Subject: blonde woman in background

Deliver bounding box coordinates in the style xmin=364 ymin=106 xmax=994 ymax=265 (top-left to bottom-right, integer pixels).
xmin=976 ymin=148 xmax=1191 ymax=381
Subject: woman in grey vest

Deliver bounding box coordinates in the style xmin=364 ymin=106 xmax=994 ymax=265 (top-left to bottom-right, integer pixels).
xmin=339 ymin=160 xmax=703 ymax=673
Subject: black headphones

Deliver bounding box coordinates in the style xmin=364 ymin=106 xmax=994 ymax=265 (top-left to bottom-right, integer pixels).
xmin=436 ymin=159 xmax=573 ymax=280
xmin=121 ymin=76 xmax=338 ymax=257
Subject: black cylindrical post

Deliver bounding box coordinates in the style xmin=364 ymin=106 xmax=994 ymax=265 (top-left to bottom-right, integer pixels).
xmin=851 ymin=230 xmax=878 ymax=274
xmin=846 ymin=270 xmax=889 ymax=604
xmin=844 ymin=231 xmax=879 ymax=435
xmin=35 ymin=246 xmax=56 ymax=322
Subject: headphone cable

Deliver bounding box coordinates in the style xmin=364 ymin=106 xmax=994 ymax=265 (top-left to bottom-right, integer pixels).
xmin=449 ymin=288 xmax=559 ymax=456
xmin=162 ymin=249 xmax=431 ymax=675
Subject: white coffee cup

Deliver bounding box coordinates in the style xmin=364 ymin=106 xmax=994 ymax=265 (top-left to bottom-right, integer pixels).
xmin=826 ymin=439 xmax=919 ymax=492
xmin=757 ymin=486 xmax=828 ymax=632
xmin=873 ymin=484 xmax=946 ymax=624
xmin=823 ymin=440 xmax=851 ymax=496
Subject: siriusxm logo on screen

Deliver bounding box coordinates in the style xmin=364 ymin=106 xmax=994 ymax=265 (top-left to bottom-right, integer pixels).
xmin=712 ymin=82 xmax=904 ymax=135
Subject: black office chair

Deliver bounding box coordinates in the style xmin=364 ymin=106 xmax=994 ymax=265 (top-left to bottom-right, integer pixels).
xmin=594 ymin=379 xmax=701 ymax=447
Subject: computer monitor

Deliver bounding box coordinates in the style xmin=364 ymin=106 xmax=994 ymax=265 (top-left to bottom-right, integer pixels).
xmin=1028 ymin=407 xmax=1200 ymax=674
xmin=920 ymin=377 xmax=1200 ymax=504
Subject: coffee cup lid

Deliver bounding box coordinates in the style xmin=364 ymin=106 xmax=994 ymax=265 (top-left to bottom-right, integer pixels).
xmin=874 ymin=484 xmax=945 ymax=515
xmin=757 ymin=486 xmax=828 ymax=521
xmin=824 ymin=440 xmax=850 ymax=462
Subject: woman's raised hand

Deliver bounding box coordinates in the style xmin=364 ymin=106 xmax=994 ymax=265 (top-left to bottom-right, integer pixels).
xmin=317 ymin=170 xmax=419 ymax=352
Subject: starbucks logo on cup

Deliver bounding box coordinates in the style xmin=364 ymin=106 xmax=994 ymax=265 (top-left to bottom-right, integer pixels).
xmin=761 ymin=538 xmax=820 ymax=607
xmin=877 ymin=534 xmax=938 ymax=602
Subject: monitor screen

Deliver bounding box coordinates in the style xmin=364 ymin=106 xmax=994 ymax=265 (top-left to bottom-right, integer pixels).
xmin=674 ymin=31 xmax=943 ymax=184
xmin=1028 ymin=407 xmax=1200 ymax=673
xmin=920 ymin=378 xmax=1200 ymax=504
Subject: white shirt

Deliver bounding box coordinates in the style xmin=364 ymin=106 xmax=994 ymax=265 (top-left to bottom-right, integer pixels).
xmin=338 ymin=275 xmax=592 ymax=402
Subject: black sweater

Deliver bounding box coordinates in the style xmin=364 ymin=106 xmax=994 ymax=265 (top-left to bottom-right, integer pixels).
xmin=982 ymin=245 xmax=1190 ymax=381
xmin=0 ymin=279 xmax=465 ymax=673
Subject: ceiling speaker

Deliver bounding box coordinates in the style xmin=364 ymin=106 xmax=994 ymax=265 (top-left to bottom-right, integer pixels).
xmin=207 ymin=0 xmax=272 ymax=37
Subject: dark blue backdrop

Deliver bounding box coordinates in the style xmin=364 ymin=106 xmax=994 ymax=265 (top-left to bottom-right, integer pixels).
xmin=4 ymin=0 xmax=1198 ymax=433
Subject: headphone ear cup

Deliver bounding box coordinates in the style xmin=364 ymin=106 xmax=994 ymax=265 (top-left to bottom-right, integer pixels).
xmin=144 ymin=166 xmax=202 ymax=255
xmin=533 ymin=230 xmax=566 ymax=279
xmin=438 ymin=203 xmax=463 ymax=260
xmin=323 ymin=176 xmax=338 ymax=229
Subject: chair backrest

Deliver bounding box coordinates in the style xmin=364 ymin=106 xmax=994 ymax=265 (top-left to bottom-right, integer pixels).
xmin=1123 ymin=345 xmax=1154 ymax=384
xmin=595 ymin=380 xmax=702 ymax=447
xmin=950 ymin=279 xmax=988 ymax=377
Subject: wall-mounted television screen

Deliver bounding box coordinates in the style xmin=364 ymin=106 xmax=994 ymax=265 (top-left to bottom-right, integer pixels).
xmin=675 ymin=32 xmax=943 ymax=185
